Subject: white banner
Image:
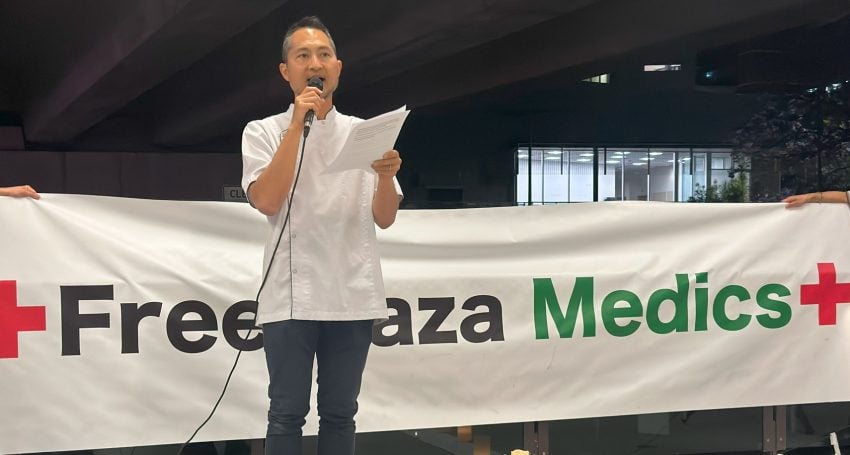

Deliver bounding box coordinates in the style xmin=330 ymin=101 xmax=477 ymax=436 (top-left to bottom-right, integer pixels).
xmin=2 ymin=195 xmax=850 ymax=453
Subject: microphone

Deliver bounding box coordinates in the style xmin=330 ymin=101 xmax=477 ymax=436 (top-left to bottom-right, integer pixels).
xmin=303 ymin=76 xmax=324 ymax=137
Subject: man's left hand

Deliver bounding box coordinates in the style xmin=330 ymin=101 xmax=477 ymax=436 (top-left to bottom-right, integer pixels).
xmin=371 ymin=150 xmax=402 ymax=178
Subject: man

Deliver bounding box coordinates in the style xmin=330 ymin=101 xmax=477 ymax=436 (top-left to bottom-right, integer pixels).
xmin=240 ymin=16 xmax=402 ymax=455
xmin=0 ymin=185 xmax=40 ymax=199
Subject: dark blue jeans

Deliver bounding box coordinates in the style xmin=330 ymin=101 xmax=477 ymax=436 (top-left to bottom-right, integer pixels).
xmin=262 ymin=319 xmax=373 ymax=455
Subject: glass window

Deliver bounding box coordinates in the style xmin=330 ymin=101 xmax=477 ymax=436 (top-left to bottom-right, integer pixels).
xmin=542 ymin=147 xmax=567 ymax=203
xmin=613 ymin=147 xmax=650 ymax=201
xmin=695 ymin=147 xmax=733 ymax=190
xmin=517 ymin=145 xmax=740 ymax=204
xmin=597 ymin=148 xmax=643 ymax=201
xmin=692 ymin=150 xmax=708 ymax=198
xmin=516 ymin=148 xmax=528 ymax=205
xmin=644 ymin=64 xmax=683 ymax=72
xmin=678 ymin=150 xmax=693 ymax=202
xmin=583 ymin=73 xmax=611 ymax=84
xmin=648 ymin=148 xmax=678 ymax=201
xmin=598 ymin=148 xmax=621 ymax=201
xmin=567 ymin=147 xmax=595 ymax=202
xmin=516 ymin=146 xmax=596 ymax=204
xmin=516 ymin=146 xmax=541 ymax=205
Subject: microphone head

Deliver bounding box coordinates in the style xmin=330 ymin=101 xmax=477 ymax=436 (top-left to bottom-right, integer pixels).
xmin=308 ymin=77 xmax=324 ymax=91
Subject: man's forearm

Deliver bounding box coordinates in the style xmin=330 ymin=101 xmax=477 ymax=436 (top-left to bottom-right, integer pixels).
xmin=248 ymin=125 xmax=304 ymax=216
xmin=373 ymin=176 xmax=400 ymax=229
xmin=821 ymin=191 xmax=850 ymax=203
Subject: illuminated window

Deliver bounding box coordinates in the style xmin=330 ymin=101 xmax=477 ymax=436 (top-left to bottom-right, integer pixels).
xmin=583 ymin=73 xmax=610 ymax=84
xmin=644 ymin=64 xmax=682 ymax=72
xmin=516 ymin=145 xmax=737 ymax=204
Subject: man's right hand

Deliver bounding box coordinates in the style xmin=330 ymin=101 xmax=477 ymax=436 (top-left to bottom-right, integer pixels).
xmin=291 ymin=86 xmax=324 ymax=129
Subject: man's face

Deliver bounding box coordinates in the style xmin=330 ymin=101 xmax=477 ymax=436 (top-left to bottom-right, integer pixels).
xmin=279 ymin=27 xmax=342 ymax=98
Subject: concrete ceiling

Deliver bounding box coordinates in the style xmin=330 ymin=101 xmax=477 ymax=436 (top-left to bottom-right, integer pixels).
xmin=1 ymin=0 xmax=848 ymax=152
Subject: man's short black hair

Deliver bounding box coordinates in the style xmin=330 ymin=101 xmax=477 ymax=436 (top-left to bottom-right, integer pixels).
xmin=281 ymin=16 xmax=337 ymax=63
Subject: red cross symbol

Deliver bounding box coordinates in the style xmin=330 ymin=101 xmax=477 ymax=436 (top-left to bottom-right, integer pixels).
xmin=800 ymin=263 xmax=850 ymax=326
xmin=0 ymin=280 xmax=46 ymax=359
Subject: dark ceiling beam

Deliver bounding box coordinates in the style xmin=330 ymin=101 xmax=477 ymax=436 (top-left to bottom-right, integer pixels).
xmin=341 ymin=0 xmax=850 ymax=113
xmin=23 ymin=0 xmax=289 ymax=144
xmin=149 ymin=0 xmax=601 ymax=146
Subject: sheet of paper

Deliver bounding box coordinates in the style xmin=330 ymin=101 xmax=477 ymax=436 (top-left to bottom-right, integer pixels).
xmin=323 ymin=105 xmax=409 ymax=174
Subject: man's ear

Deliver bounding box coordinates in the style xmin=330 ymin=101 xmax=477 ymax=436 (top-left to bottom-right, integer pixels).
xmin=279 ymin=62 xmax=290 ymax=82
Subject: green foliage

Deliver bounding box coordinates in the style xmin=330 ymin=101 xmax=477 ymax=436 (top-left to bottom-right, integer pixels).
xmin=688 ymin=172 xmax=749 ymax=203
xmin=732 ymin=84 xmax=850 ymax=197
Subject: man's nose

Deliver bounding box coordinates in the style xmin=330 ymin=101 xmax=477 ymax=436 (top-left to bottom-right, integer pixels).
xmin=308 ymin=54 xmax=322 ymax=68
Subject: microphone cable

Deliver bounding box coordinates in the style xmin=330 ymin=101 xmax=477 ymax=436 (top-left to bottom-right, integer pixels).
xmin=177 ymin=128 xmax=312 ymax=454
